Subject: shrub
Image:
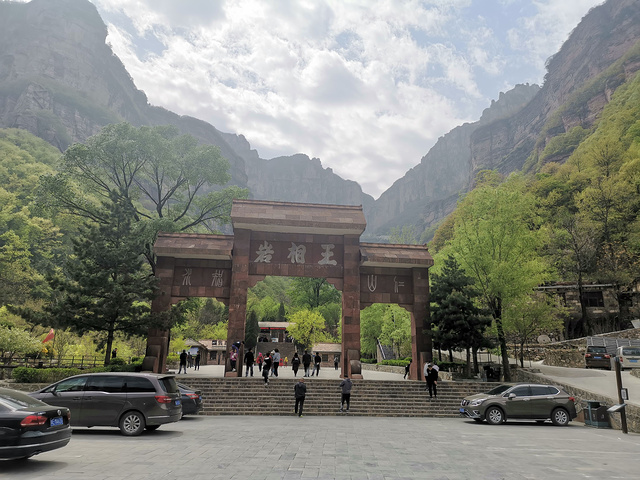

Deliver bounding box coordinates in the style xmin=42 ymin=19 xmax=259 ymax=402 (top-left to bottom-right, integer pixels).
xmin=12 ymin=367 xmax=82 ymax=383
xmin=379 ymin=359 xmax=410 ymax=367
xmin=109 ymin=357 xmax=126 ymax=366
xmin=360 ymin=358 xmax=377 ymax=364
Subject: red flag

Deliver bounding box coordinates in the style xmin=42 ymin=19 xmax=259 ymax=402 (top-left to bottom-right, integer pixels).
xmin=43 ymin=328 xmax=55 ymax=343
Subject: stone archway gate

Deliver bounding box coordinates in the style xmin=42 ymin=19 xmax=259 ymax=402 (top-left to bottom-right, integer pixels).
xmin=144 ymin=199 xmax=434 ymax=380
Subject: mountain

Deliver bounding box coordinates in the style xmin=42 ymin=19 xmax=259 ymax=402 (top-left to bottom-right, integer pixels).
xmin=0 ymin=0 xmax=372 ymax=211
xmin=1 ymin=0 xmax=639 ymax=239
xmin=368 ymin=0 xmax=640 ymax=239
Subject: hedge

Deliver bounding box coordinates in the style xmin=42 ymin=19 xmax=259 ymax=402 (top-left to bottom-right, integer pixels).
xmin=11 ymin=363 xmax=143 ymax=383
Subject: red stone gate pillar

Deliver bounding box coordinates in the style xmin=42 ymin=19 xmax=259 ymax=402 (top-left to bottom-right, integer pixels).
xmin=226 ymin=229 xmax=250 ymax=376
xmin=143 ymin=256 xmax=175 ymax=373
xmin=341 ymin=234 xmax=362 ymax=379
xmin=410 ymin=267 xmax=432 ymax=380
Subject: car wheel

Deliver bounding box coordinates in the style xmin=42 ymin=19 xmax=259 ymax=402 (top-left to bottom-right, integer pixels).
xmin=485 ymin=406 xmax=504 ymax=425
xmin=145 ymin=425 xmax=160 ymax=431
xmin=119 ymin=411 xmax=145 ymax=436
xmin=551 ymin=408 xmax=570 ymax=426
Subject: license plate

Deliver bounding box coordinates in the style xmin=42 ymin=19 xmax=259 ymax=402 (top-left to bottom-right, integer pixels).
xmin=459 ymin=408 xmax=465 ymax=413
xmin=594 ymin=356 xmax=602 ymax=359
xmin=630 ymin=359 xmax=638 ymax=363
xmin=175 ymin=400 xmax=181 ymax=406
xmin=50 ymin=416 xmax=63 ymax=426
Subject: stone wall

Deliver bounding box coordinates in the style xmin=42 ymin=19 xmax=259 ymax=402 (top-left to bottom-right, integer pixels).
xmin=516 ymin=369 xmax=640 ymax=434
xmin=361 ymin=363 xmax=453 ymax=380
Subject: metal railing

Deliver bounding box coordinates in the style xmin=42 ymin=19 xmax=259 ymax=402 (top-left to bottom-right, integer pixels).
xmin=1 ymin=355 xmax=126 ymax=368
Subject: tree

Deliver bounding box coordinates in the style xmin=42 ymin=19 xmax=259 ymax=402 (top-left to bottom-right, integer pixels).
xmin=287 ymin=309 xmax=327 ymax=352
xmin=288 ymin=278 xmax=341 ymax=309
xmin=245 ymin=310 xmax=260 ymax=349
xmin=443 ymin=174 xmax=550 ymax=380
xmin=378 ymin=305 xmax=412 ymax=358
xmin=0 ymin=325 xmax=42 ymax=363
xmin=389 ymin=225 xmax=418 ymax=244
xmin=360 ymin=304 xmax=386 ymax=358
xmin=430 ymin=255 xmax=491 ymax=375
xmin=39 ymin=123 xmax=247 ymax=272
xmin=48 ymin=195 xmax=158 ymax=365
xmin=503 ymin=292 xmax=565 ymax=367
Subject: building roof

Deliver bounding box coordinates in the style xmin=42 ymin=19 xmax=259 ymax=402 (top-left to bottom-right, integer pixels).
xmin=258 ymin=321 xmax=292 ymax=329
xmin=231 ymin=199 xmax=367 ymax=235
xmin=360 ymin=243 xmax=434 ymax=268
xmin=154 ymin=233 xmax=234 ymax=260
xmin=311 ymin=342 xmax=342 ymax=353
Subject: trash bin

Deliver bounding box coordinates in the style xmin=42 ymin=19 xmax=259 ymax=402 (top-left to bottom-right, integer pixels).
xmin=593 ymin=406 xmax=611 ymax=428
xmin=585 ymin=400 xmax=600 ymax=426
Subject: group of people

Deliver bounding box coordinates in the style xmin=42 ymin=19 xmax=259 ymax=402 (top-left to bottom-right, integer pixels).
xmin=178 ymin=350 xmax=201 ymax=374
xmin=293 ymin=375 xmax=353 ymax=417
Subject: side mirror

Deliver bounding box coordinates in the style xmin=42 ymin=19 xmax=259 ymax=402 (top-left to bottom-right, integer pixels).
xmin=508 ymin=393 xmax=516 ymax=400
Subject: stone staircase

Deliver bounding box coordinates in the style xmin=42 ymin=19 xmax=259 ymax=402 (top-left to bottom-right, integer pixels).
xmin=179 ymin=378 xmax=489 ymax=417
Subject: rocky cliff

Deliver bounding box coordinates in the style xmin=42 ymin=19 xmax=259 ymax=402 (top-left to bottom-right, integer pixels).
xmin=368 ymin=0 xmax=640 ymax=238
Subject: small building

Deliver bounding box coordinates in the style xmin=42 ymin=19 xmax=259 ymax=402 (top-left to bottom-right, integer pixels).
xmin=258 ymin=322 xmax=292 ymax=343
xmin=196 ymin=339 xmax=227 ymax=365
xmin=311 ymin=342 xmax=341 ymax=367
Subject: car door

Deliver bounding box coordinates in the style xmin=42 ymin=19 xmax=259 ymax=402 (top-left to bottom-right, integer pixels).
xmin=528 ymin=385 xmax=556 ymax=419
xmin=37 ymin=376 xmax=88 ymax=425
xmin=81 ymin=375 xmax=126 ymax=427
xmin=503 ymin=385 xmax=532 ymax=419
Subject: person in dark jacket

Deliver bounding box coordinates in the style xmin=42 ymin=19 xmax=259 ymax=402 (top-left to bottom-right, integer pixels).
xmin=179 ymin=350 xmax=187 ymax=374
xmin=194 ymin=352 xmax=201 ymax=370
xmin=425 ymin=363 xmax=438 ymax=399
xmin=302 ymin=351 xmax=312 ymax=377
xmin=339 ymin=376 xmax=353 ymax=413
xmin=404 ymin=359 xmax=411 ymax=379
xmin=311 ymin=352 xmax=321 ymax=376
xmin=294 ymin=378 xmax=306 ymax=417
xmin=244 ymin=348 xmax=255 ymax=377
xmin=291 ymin=352 xmax=301 ymax=377
xmin=262 ymin=352 xmax=272 ymax=386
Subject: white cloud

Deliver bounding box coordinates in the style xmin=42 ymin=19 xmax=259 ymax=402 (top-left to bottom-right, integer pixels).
xmin=92 ymin=0 xmax=603 ymax=198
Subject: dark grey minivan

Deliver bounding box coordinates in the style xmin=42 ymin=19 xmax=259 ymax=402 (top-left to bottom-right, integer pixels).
xmin=30 ymin=372 xmax=182 ymax=436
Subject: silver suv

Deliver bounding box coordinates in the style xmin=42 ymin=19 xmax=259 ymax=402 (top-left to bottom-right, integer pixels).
xmin=30 ymin=372 xmax=182 ymax=436
xmin=460 ymin=383 xmax=577 ymax=426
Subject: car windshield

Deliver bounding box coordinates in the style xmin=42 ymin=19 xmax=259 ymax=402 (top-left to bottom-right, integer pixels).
xmin=588 ymin=347 xmax=607 ymax=353
xmin=0 ymin=389 xmax=47 ymax=410
xmin=622 ymin=348 xmax=640 ymax=356
xmin=159 ymin=377 xmax=179 ymax=394
xmin=485 ymin=384 xmax=512 ymax=395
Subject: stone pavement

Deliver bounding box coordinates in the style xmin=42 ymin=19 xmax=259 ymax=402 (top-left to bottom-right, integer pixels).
xmin=2 ymin=415 xmax=639 ymax=480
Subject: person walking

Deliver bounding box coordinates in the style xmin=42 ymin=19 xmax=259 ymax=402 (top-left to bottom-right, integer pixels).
xmin=272 ymin=349 xmax=281 ymax=377
xmin=425 ymin=362 xmax=438 ymax=399
xmin=404 ymin=359 xmax=411 ymax=379
xmin=230 ymin=348 xmax=238 ymax=372
xmin=262 ymin=352 xmax=272 ymax=386
xmin=294 ymin=378 xmax=306 ymax=417
xmin=111 ymin=348 xmax=117 ymax=359
xmin=334 ymin=356 xmax=339 ymax=370
xmin=302 ymin=351 xmax=312 ymax=377
xmin=291 ymin=352 xmax=301 ymax=377
xmin=178 ymin=350 xmax=187 ymax=374
xmin=311 ymin=352 xmax=321 ymax=376
xmin=284 ymin=356 xmax=288 ymax=367
xmin=339 ymin=375 xmax=353 ymax=413
xmin=257 ymin=351 xmax=264 ymax=372
xmin=187 ymin=352 xmax=193 ymax=368
xmin=194 ymin=352 xmax=201 ymax=371
xmin=244 ymin=348 xmax=255 ymax=377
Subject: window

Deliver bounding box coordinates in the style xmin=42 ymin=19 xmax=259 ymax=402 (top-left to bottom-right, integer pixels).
xmin=86 ymin=375 xmax=125 ymax=393
xmin=508 ymin=386 xmax=531 ymax=397
xmin=322 ymin=354 xmax=329 ymax=362
xmin=530 ymin=386 xmax=551 ymax=396
xmin=54 ymin=376 xmax=88 ymax=393
xmin=125 ymin=377 xmax=155 ymax=393
xmin=582 ymin=291 xmax=604 ymax=308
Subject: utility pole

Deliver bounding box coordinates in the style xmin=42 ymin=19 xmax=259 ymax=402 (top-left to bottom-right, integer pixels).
xmin=613 ymin=357 xmax=628 ymax=434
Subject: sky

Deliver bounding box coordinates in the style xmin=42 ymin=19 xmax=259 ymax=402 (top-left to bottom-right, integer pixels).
xmin=87 ymin=0 xmax=605 ymax=198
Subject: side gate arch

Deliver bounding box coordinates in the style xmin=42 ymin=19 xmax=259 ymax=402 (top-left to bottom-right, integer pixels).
xmin=144 ymin=199 xmax=434 ymax=380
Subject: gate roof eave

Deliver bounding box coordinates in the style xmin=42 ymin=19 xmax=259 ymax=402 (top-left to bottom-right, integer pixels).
xmin=154 ymin=232 xmax=234 ymax=260
xmin=360 ymin=243 xmax=434 ymax=269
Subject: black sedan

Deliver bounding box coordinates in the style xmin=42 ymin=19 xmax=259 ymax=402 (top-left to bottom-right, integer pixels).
xmin=0 ymin=387 xmax=71 ymax=460
xmin=178 ymin=383 xmax=203 ymax=416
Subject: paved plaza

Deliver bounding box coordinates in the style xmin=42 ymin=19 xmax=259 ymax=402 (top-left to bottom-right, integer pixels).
xmin=2 ymin=415 xmax=639 ymax=480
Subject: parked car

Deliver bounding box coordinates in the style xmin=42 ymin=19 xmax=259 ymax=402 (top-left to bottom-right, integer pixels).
xmin=615 ymin=346 xmax=640 ymax=370
xmin=0 ymin=387 xmax=72 ymax=460
xmin=460 ymin=383 xmax=577 ymax=426
xmin=30 ymin=372 xmax=182 ymax=436
xmin=177 ymin=383 xmax=203 ymax=416
xmin=584 ymin=345 xmax=611 ymax=369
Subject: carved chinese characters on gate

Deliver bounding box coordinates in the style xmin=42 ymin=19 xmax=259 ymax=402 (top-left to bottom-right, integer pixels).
xmin=253 ymin=240 xmax=341 ymax=267
xmin=360 ymin=272 xmax=413 ymax=305
xmin=171 ymin=263 xmax=231 ymax=299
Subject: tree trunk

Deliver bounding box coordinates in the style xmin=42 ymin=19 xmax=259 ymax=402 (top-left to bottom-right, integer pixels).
xmin=519 ymin=341 xmax=525 ymax=368
xmin=104 ymin=321 xmax=115 ymax=366
xmin=472 ymin=346 xmax=479 ymax=374
xmin=490 ymin=296 xmax=510 ymax=381
xmin=448 ymin=348 xmax=453 ymax=363
xmin=465 ymin=347 xmax=471 ymax=377
xmin=577 ymin=273 xmax=589 ymax=337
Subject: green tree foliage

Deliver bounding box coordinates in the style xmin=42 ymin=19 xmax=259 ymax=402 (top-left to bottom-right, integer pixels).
xmin=389 ymin=225 xmax=418 ymax=244
xmin=441 ymin=174 xmax=549 ymax=380
xmin=430 ymin=255 xmax=491 ymax=375
xmin=38 ymin=123 xmax=248 ymax=271
xmin=0 ymin=324 xmax=42 ymax=362
xmin=360 ymin=304 xmax=386 ymax=358
xmin=287 ymin=309 xmax=327 ymax=351
xmin=503 ymin=292 xmax=565 ymax=367
xmin=245 ymin=310 xmax=260 ymax=349
xmin=288 ymin=277 xmax=341 ymax=309
xmin=378 ymin=305 xmax=412 ymax=359
xmin=46 ymin=196 xmax=158 ymax=366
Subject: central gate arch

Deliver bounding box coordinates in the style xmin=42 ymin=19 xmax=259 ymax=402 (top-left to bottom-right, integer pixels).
xmin=146 ymin=199 xmax=433 ymax=380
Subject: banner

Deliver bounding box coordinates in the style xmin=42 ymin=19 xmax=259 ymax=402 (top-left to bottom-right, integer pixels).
xmin=43 ymin=328 xmax=55 ymax=343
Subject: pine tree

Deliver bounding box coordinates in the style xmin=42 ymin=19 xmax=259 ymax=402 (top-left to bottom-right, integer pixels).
xmin=51 ymin=195 xmax=157 ymax=365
